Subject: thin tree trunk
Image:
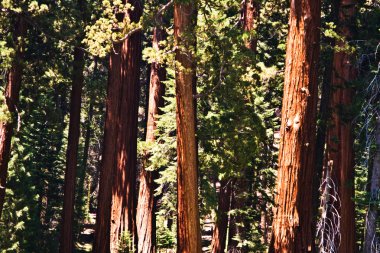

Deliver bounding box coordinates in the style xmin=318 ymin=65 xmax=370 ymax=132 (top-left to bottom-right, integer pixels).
xmin=76 ymin=61 xmax=97 ymax=222
xmin=325 ymin=1 xmax=357 ymax=252
xmin=364 ymin=115 xmax=380 ymax=252
xmin=60 ymin=47 xmax=85 ymax=253
xmin=269 ymin=0 xmax=321 ymax=251
xmin=174 ymin=2 xmax=202 ymax=252
xmin=136 ymin=25 xmax=166 ymax=253
xmin=211 ymin=180 xmax=233 ymax=253
xmin=76 ymin=94 xmax=94 ymax=223
xmin=242 ymin=0 xmax=259 ymax=53
xmin=312 ymin=0 xmax=339 ymax=243
xmin=0 ymin=16 xmax=26 ymax=219
xmin=227 ymin=188 xmax=238 ymax=251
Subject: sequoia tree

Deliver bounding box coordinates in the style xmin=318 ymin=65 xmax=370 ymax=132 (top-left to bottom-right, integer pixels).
xmin=324 ymin=1 xmax=357 ymax=252
xmin=93 ymin=1 xmax=142 ymax=251
xmin=109 ymin=1 xmax=142 ymax=251
xmin=0 ymin=16 xmax=26 ymax=219
xmin=174 ymin=1 xmax=202 ymax=252
xmin=269 ymin=0 xmax=321 ymax=251
xmin=136 ymin=21 xmax=166 ymax=253
xmin=93 ymin=42 xmax=123 ymax=253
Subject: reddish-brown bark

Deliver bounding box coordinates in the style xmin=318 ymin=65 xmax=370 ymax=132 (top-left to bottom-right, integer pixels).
xmin=0 ymin=17 xmax=26 ymax=219
xmin=174 ymin=2 xmax=202 ymax=252
xmin=269 ymin=0 xmax=321 ymax=251
xmin=242 ymin=0 xmax=259 ymax=52
xmin=325 ymin=1 xmax=357 ymax=252
xmin=136 ymin=26 xmax=166 ymax=253
xmin=312 ymin=0 xmax=338 ymax=243
xmin=94 ymin=1 xmax=142 ymax=252
xmin=211 ymin=180 xmax=233 ymax=253
xmin=93 ymin=43 xmax=123 ymax=253
xmin=110 ymin=1 xmax=142 ymax=251
xmin=59 ymin=47 xmax=85 ymax=253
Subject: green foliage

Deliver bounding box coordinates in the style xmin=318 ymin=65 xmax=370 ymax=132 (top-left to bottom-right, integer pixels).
xmin=0 ymin=41 xmax=15 ymax=70
xmin=0 ymin=89 xmax=12 ymax=123
xmin=0 ymin=0 xmax=379 ymax=252
xmin=118 ymin=230 xmax=134 ymax=253
xmin=83 ymin=0 xmax=141 ymax=57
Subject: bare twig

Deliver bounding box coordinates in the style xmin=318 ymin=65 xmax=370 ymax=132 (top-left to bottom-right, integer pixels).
xmin=111 ymin=27 xmax=142 ymax=44
xmin=156 ymin=0 xmax=173 ymax=17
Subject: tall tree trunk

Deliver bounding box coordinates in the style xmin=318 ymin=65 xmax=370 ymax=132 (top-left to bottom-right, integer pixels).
xmin=94 ymin=1 xmax=142 ymax=252
xmin=93 ymin=43 xmax=123 ymax=253
xmin=0 ymin=16 xmax=26 ymax=219
xmin=174 ymin=2 xmax=202 ymax=252
xmin=77 ymin=60 xmax=97 ymax=222
xmin=324 ymin=1 xmax=357 ymax=252
xmin=269 ymin=0 xmax=321 ymax=251
xmin=364 ymin=115 xmax=380 ymax=252
xmin=136 ymin=26 xmax=166 ymax=253
xmin=211 ymin=180 xmax=233 ymax=253
xmin=76 ymin=97 xmax=94 ymax=222
xmin=313 ymin=0 xmax=339 ymax=242
xmin=60 ymin=47 xmax=85 ymax=253
xmin=110 ymin=1 xmax=142 ymax=252
xmin=242 ymin=0 xmax=259 ymax=53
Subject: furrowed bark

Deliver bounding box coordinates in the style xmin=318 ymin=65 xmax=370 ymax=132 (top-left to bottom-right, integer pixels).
xmin=59 ymin=47 xmax=85 ymax=253
xmin=93 ymin=43 xmax=123 ymax=253
xmin=110 ymin=1 xmax=142 ymax=251
xmin=269 ymin=0 xmax=321 ymax=251
xmin=136 ymin=25 xmax=166 ymax=253
xmin=174 ymin=2 xmax=202 ymax=252
xmin=324 ymin=1 xmax=357 ymax=252
xmin=94 ymin=1 xmax=142 ymax=252
xmin=0 ymin=16 xmax=26 ymax=219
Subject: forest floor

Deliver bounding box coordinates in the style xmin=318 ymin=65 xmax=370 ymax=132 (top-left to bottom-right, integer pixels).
xmin=73 ymin=214 xmax=215 ymax=252
xmin=76 ymin=213 xmax=96 ymax=252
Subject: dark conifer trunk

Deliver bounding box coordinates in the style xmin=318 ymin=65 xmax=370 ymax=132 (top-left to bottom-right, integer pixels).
xmin=211 ymin=180 xmax=233 ymax=253
xmin=0 ymin=16 xmax=26 ymax=219
xmin=324 ymin=1 xmax=357 ymax=252
xmin=227 ymin=190 xmax=238 ymax=251
xmin=174 ymin=2 xmax=202 ymax=252
xmin=269 ymin=0 xmax=321 ymax=251
xmin=76 ymin=95 xmax=94 ymax=222
xmin=136 ymin=26 xmax=166 ymax=253
xmin=59 ymin=47 xmax=85 ymax=253
xmin=313 ymin=0 xmax=339 ymax=238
